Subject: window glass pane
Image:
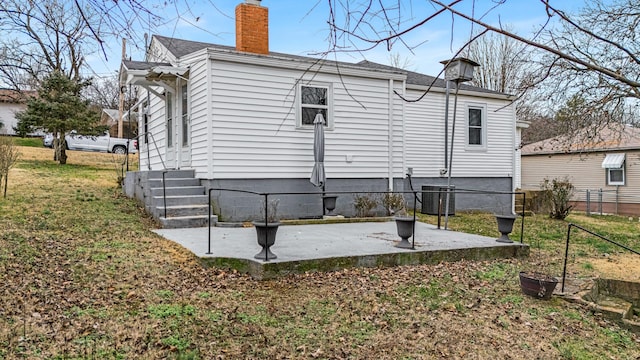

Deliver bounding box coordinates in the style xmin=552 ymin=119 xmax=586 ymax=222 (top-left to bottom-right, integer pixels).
xmin=302 ymin=86 xmax=327 ymax=105
xmin=609 ymin=169 xmax=624 ymax=183
xmin=144 ymin=114 xmax=148 ymax=144
xmin=167 ymin=119 xmax=173 ymax=148
xmin=182 ymin=115 xmax=188 ymax=146
xmin=302 ymin=108 xmax=327 ymax=126
xmin=469 ymin=108 xmax=482 ymax=126
xmin=181 ymin=85 xmax=188 ymax=115
xmin=182 ymin=85 xmax=188 ymax=147
xmin=166 ymin=93 xmax=173 ymax=148
xmin=469 ymin=128 xmax=482 ymax=145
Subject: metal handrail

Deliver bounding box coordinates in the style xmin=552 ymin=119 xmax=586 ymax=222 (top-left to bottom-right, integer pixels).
xmin=204 ymin=187 xmax=524 ymax=260
xmin=561 ymin=223 xmax=640 ymax=292
xmin=126 ymin=130 xmax=167 ymax=171
xmin=434 ymin=188 xmax=526 ymax=243
xmin=162 ymin=171 xmax=168 ymax=219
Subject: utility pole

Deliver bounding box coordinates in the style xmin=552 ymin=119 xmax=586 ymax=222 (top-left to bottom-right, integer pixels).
xmin=118 ymin=38 xmax=126 ymax=138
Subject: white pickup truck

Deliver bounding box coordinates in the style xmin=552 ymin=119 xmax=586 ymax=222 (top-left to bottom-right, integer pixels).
xmin=65 ymin=131 xmax=138 ymax=154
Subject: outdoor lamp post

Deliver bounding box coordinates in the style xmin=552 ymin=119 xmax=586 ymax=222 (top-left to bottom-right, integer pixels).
xmin=439 ymin=57 xmax=480 ymax=230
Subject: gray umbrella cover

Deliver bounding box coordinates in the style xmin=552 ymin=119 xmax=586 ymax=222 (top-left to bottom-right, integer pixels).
xmin=310 ymin=113 xmax=326 ymax=187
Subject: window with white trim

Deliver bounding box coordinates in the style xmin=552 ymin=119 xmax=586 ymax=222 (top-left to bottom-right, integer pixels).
xmin=602 ymin=153 xmax=626 ymax=186
xmin=298 ymin=83 xmax=332 ymax=128
xmin=466 ymin=104 xmax=486 ymax=149
xmin=608 ymin=167 xmax=625 ymax=185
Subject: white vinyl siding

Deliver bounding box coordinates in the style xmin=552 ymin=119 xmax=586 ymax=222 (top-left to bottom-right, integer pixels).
xmin=207 ymin=60 xmax=394 ymax=179
xmin=140 ymin=87 xmax=168 ymax=170
xmin=186 ymin=56 xmax=209 ymax=176
xmin=404 ymin=89 xmax=515 ymax=178
xmin=521 ymin=151 xmax=640 ymax=205
xmin=0 ymin=103 xmax=27 ymax=136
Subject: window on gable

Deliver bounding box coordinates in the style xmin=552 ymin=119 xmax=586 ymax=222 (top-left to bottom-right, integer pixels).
xmin=298 ymin=84 xmax=332 ymax=128
xmin=602 ymin=153 xmax=625 ymax=186
xmin=466 ymin=105 xmax=486 ymax=148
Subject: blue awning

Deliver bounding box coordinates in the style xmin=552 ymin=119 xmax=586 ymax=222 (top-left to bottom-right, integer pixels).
xmin=602 ymin=153 xmax=625 ymax=168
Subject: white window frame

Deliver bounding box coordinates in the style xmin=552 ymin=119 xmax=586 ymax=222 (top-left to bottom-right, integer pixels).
xmin=296 ymin=82 xmax=333 ymax=129
xmin=465 ymin=103 xmax=487 ymax=150
xmin=607 ymin=166 xmax=625 ymax=186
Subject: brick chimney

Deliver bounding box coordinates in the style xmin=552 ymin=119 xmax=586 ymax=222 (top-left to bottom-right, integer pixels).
xmin=235 ymin=0 xmax=269 ymax=55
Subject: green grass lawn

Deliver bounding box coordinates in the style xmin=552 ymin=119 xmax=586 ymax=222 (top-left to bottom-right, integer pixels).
xmin=10 ymin=136 xmax=45 ymax=147
xmin=0 ymin=146 xmax=639 ymax=359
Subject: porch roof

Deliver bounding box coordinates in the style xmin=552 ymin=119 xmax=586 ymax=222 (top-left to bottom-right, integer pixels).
xmin=120 ymin=60 xmax=190 ymax=97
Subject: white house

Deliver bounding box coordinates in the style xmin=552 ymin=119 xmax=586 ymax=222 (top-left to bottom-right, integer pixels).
xmin=120 ymin=0 xmax=517 ymax=223
xmin=0 ymin=89 xmax=39 ymax=136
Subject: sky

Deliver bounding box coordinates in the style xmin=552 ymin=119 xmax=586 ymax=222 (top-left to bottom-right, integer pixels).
xmin=84 ymin=0 xmax=589 ymax=80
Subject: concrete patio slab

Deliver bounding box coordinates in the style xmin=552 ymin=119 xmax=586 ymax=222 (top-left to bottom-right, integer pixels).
xmin=153 ymin=220 xmax=529 ymax=279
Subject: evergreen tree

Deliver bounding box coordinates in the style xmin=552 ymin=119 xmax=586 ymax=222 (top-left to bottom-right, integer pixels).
xmin=16 ymin=71 xmax=99 ymax=164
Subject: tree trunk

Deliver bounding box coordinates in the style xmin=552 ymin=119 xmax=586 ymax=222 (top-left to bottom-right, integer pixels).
xmin=53 ymin=138 xmax=60 ymax=162
xmin=59 ymin=139 xmax=67 ymax=165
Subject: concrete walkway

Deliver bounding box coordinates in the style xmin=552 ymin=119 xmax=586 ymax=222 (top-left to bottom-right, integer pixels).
xmin=153 ymin=220 xmax=529 ymax=279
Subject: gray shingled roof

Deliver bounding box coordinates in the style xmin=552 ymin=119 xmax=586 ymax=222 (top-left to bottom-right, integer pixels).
xmin=152 ymin=35 xmax=506 ymax=95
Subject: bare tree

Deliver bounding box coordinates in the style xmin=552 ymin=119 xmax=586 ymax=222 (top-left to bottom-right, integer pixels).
xmin=83 ymin=75 xmax=121 ymax=110
xmin=466 ymin=30 xmax=527 ymax=94
xmin=0 ymin=0 xmax=98 ymax=88
xmin=388 ymin=52 xmax=416 ymax=71
xmin=521 ymin=0 xmax=639 ymax=128
xmin=324 ymin=0 xmax=639 ymax=137
xmin=0 ymin=136 xmax=19 ymax=198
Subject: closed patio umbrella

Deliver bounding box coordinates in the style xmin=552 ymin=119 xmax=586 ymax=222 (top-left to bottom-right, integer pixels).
xmin=310 ymin=113 xmax=325 ymax=188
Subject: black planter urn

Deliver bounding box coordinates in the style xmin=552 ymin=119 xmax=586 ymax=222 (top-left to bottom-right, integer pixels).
xmin=322 ymin=195 xmax=338 ymax=216
xmin=394 ymin=216 xmax=415 ymax=249
xmin=252 ymin=221 xmax=280 ymax=260
xmin=495 ymin=214 xmax=516 ymax=243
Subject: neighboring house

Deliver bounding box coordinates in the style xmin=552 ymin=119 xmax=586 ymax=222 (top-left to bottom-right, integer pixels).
xmin=120 ymin=0 xmax=518 ymax=222
xmin=100 ymin=109 xmax=138 ymax=138
xmin=521 ymin=124 xmax=640 ymax=215
xmin=0 ymin=89 xmax=39 ymax=136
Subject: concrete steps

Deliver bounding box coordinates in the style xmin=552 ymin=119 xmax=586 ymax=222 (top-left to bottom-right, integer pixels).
xmin=559 ymin=277 xmax=640 ymax=332
xmin=145 ymin=170 xmax=217 ymax=229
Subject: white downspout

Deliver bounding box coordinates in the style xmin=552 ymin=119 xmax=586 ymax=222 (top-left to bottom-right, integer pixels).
xmin=388 ymin=79 xmax=394 ymax=191
xmin=511 ymin=102 xmax=517 ymax=213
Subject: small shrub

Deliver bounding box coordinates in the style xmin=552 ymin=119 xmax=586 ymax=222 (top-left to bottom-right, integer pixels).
xmin=353 ymin=193 xmax=379 ymax=217
xmin=540 ymin=176 xmax=575 ymax=220
xmin=381 ymin=192 xmax=405 ymax=216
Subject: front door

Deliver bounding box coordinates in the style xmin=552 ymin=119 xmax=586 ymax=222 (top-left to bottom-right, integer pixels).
xmin=164 ymin=82 xmax=190 ymax=170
